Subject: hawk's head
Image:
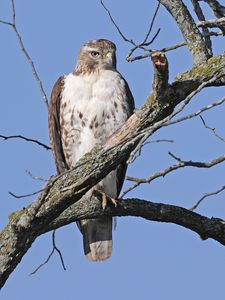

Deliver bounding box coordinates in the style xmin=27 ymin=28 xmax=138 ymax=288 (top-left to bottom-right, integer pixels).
xmin=75 ymin=39 xmax=117 ymax=74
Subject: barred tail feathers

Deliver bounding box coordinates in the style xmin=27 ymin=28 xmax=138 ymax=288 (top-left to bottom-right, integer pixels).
xmin=79 ymin=217 xmax=112 ymax=261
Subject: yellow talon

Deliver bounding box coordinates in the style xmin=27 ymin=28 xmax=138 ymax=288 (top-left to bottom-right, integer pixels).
xmin=93 ymin=189 xmax=117 ymax=210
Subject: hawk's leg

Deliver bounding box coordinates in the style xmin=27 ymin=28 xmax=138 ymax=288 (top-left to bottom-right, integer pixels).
xmin=93 ymin=189 xmax=117 ymax=210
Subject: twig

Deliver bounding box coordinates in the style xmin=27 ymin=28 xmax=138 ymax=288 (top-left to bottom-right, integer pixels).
xmin=168 ymin=151 xmax=182 ymax=161
xmin=128 ymin=136 xmax=174 ymax=165
xmin=0 ymin=134 xmax=51 ymax=150
xmin=200 ymin=115 xmax=225 ymax=142
xmin=198 ymin=17 xmax=225 ymax=28
xmin=203 ymin=30 xmax=223 ymax=36
xmin=122 ymin=153 xmax=225 ymax=197
xmin=0 ymin=20 xmax=13 ymax=26
xmin=163 ymin=95 xmax=225 ymax=127
xmin=144 ymin=139 xmax=174 ymax=145
xmin=0 ymin=0 xmax=49 ymax=108
xmin=25 ymin=170 xmax=47 ymax=182
xmin=126 ymin=4 xmax=161 ymax=61
xmin=165 ymin=74 xmax=222 ymax=121
xmin=127 ymin=30 xmax=222 ymax=62
xmin=161 ymin=31 xmax=222 ymax=51
xmin=127 ymin=132 xmax=151 ymax=164
xmin=100 ymin=0 xmax=135 ymax=45
xmin=30 ymin=230 xmax=66 ymax=275
xmin=142 ymin=2 xmax=161 ymax=46
xmin=100 ymin=0 xmax=161 ymax=61
xmin=9 ymin=189 xmax=44 ymax=199
xmin=145 ymin=29 xmax=161 ymax=49
xmin=190 ymin=185 xmax=225 ymax=211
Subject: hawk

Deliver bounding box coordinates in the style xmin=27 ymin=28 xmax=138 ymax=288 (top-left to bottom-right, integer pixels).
xmin=48 ymin=39 xmax=134 ymax=261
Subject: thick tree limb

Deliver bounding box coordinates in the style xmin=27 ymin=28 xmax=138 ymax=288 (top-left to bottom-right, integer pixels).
xmin=44 ymin=197 xmax=225 ymax=247
xmin=1 ymin=51 xmax=225 ymax=289
xmin=158 ymin=0 xmax=211 ymax=64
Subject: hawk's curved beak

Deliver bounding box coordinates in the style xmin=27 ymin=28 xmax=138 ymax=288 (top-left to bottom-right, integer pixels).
xmin=104 ymin=51 xmax=113 ymax=64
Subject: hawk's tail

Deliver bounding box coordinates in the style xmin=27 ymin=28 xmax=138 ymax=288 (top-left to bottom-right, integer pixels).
xmin=78 ymin=217 xmax=112 ymax=261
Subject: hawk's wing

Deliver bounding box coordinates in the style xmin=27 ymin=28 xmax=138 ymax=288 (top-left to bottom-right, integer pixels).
xmin=116 ymin=78 xmax=135 ymax=197
xmin=48 ymin=76 xmax=69 ymax=174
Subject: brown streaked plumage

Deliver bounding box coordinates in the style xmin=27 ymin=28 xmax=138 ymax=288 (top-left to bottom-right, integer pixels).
xmin=48 ymin=39 xmax=134 ymax=261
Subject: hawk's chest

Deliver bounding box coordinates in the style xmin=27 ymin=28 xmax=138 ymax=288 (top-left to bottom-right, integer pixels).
xmin=60 ymin=71 xmax=129 ymax=166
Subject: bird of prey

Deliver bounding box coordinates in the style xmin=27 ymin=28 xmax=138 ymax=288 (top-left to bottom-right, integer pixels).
xmin=48 ymin=39 xmax=134 ymax=261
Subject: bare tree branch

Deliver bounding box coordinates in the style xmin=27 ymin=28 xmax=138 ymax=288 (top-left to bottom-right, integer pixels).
xmin=159 ymin=0 xmax=211 ymax=64
xmin=192 ymin=0 xmax=213 ymax=56
xmin=126 ymin=3 xmax=161 ymax=60
xmin=143 ymin=139 xmax=174 ymax=145
xmin=46 ymin=196 xmax=225 ymax=247
xmin=100 ymin=0 xmax=224 ymax=64
xmin=190 ymin=185 xmax=225 ymax=211
xmin=30 ymin=230 xmax=66 ymax=275
xmin=9 ymin=189 xmax=44 ymax=199
xmin=125 ymin=138 xmax=174 ymax=165
xmin=101 ymin=0 xmax=161 ymax=61
xmin=100 ymin=0 xmax=135 ymax=46
xmin=203 ymin=0 xmax=225 ymax=33
xmin=25 ymin=170 xmax=47 ymax=182
xmin=122 ymin=153 xmax=225 ymax=197
xmin=163 ymin=95 xmax=225 ymax=127
xmin=198 ymin=17 xmax=225 ymax=28
xmin=0 ymin=134 xmax=51 ymax=150
xmin=0 ymin=20 xmax=13 ymax=26
xmin=0 ymin=0 xmax=49 ymax=108
xmin=200 ymin=115 xmax=225 ymax=142
xmin=142 ymin=2 xmax=161 ymax=45
xmin=127 ymin=30 xmax=222 ymax=62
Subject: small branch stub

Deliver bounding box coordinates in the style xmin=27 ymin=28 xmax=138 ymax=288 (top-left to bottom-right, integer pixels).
xmin=151 ymin=51 xmax=169 ymax=104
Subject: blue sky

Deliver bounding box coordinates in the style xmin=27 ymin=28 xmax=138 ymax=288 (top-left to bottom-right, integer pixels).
xmin=0 ymin=0 xmax=225 ymax=299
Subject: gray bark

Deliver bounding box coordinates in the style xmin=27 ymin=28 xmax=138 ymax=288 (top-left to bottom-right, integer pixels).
xmin=159 ymin=0 xmax=211 ymax=64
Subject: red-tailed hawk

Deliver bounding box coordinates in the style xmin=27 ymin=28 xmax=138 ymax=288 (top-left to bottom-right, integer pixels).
xmin=48 ymin=39 xmax=134 ymax=261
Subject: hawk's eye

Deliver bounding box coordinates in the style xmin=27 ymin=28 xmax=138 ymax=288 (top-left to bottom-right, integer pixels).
xmin=91 ymin=51 xmax=100 ymax=58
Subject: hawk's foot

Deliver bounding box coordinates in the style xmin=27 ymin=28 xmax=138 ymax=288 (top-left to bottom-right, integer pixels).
xmin=93 ymin=189 xmax=117 ymax=210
